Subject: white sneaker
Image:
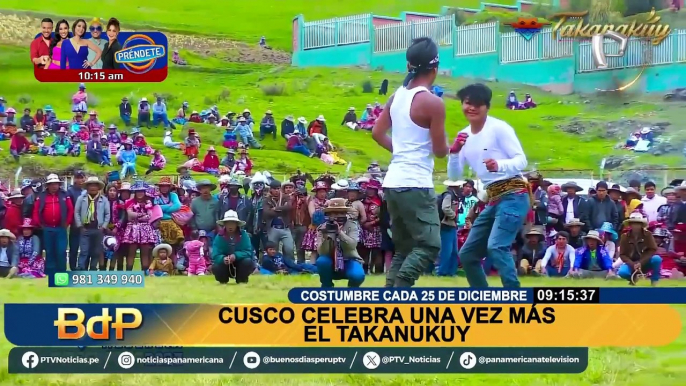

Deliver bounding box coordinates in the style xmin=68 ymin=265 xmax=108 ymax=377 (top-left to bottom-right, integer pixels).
xmin=7 ymin=267 xmax=18 ymax=278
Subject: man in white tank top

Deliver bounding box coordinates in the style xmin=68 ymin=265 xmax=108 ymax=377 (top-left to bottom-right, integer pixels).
xmin=447 ymin=84 xmax=529 ymax=288
xmin=371 ymin=37 xmax=448 ymax=287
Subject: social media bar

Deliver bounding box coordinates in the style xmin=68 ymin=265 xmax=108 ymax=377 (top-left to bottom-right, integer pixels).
xmin=9 ymin=347 xmax=588 ymax=373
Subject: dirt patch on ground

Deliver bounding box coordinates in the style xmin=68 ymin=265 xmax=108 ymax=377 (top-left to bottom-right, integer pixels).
xmin=0 ymin=13 xmax=291 ymax=65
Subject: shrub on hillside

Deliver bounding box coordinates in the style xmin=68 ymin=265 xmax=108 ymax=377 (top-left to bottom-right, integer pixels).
xmin=361 ymin=80 xmax=374 ymax=93
xmin=17 ymin=94 xmax=32 ymax=105
xmin=261 ymin=84 xmax=287 ymax=96
xmin=154 ymin=92 xmax=177 ymax=104
xmin=219 ymin=87 xmax=230 ymax=101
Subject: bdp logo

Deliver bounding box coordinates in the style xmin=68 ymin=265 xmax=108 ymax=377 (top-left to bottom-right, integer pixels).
xmin=54 ymin=307 xmax=143 ymax=340
xmin=115 ymin=34 xmax=166 ymax=74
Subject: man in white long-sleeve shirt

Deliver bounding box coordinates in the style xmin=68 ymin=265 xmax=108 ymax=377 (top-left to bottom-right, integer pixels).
xmin=641 ymin=181 xmax=666 ymax=222
xmin=447 ymin=83 xmax=529 ymax=288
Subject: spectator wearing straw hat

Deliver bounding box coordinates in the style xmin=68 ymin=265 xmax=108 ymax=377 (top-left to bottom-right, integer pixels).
xmin=212 ymin=210 xmax=254 ymax=284
xmin=32 ymin=174 xmax=73 ymax=275
xmin=259 ymin=110 xmax=276 ymax=140
xmin=0 ymin=229 xmax=19 ymax=278
xmin=74 ymin=176 xmax=110 ymax=270
xmin=572 ymin=230 xmax=614 ymax=279
xmin=617 ymin=213 xmax=661 ymax=286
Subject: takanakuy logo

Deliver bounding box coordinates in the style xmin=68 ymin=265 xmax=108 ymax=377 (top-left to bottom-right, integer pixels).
xmin=115 ymin=34 xmax=166 ymax=74
xmin=505 ymin=17 xmax=551 ymax=40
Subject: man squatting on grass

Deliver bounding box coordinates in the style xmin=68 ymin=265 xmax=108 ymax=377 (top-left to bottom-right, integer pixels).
xmin=447 ymin=83 xmax=529 ymax=288
xmin=372 ymin=37 xmax=447 ymax=287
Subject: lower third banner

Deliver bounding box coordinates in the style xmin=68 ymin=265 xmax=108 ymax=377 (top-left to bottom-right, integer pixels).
xmin=9 ymin=347 xmax=588 ymax=374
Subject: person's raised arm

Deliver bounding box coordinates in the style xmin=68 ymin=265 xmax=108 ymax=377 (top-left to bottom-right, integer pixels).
xmin=428 ymin=97 xmax=448 ymax=158
xmin=371 ymin=95 xmax=394 ymax=153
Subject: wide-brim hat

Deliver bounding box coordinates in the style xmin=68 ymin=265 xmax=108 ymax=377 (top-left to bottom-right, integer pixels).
xmin=119 ymin=182 xmax=132 ymax=191
xmin=196 ymin=179 xmax=217 ymax=191
xmin=217 ymin=210 xmax=246 ymax=227
xmin=526 ymin=227 xmax=545 ymax=238
xmin=7 ymin=189 xmax=24 ymax=200
xmin=84 ymin=177 xmax=105 ymax=189
xmin=45 ymin=174 xmax=61 ymax=184
xmin=323 ymin=198 xmax=351 ymax=214
xmin=564 ymin=218 xmax=585 ymax=227
xmin=625 ymin=213 xmax=648 ymax=225
xmin=130 ymin=182 xmax=149 ymax=192
xmin=316 ymin=115 xmax=326 ymax=121
xmin=311 ymin=180 xmax=329 ymax=192
xmin=608 ymin=184 xmax=624 ymax=194
xmin=561 ymin=181 xmax=583 ymax=192
xmin=583 ymin=230 xmax=604 ymax=243
xmin=297 ymin=117 xmax=307 ymax=124
xmin=661 ymin=186 xmax=676 ymax=196
xmin=285 ymin=115 xmax=294 ymax=122
xmin=152 ymin=243 xmax=173 ymax=258
xmin=20 ymin=218 xmax=35 ymax=229
xmin=140 ymin=97 xmax=147 ymax=102
xmin=622 ymin=187 xmax=642 ymax=200
xmin=0 ymin=229 xmax=16 ymax=240
xmin=156 ymin=176 xmax=174 ymax=187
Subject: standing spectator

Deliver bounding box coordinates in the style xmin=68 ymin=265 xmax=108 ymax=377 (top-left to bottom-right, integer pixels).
xmin=32 ymin=174 xmax=74 ymax=275
xmin=561 ymin=181 xmax=589 ymax=231
xmin=587 ymin=181 xmax=619 ymax=230
xmin=641 ymin=181 xmax=667 ymax=222
xmin=74 ymin=177 xmax=110 ymax=270
xmin=191 ymin=180 xmax=220 ymax=242
xmin=67 ymin=171 xmax=85 ymax=271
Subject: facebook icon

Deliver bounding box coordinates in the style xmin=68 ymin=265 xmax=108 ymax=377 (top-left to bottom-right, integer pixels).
xmin=21 ymin=351 xmax=39 ymax=369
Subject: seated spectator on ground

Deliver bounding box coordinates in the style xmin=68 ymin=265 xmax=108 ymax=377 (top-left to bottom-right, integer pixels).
xmin=281 ymin=115 xmax=296 ymax=138
xmin=506 ymin=91 xmax=519 ymax=109
xmin=341 ymin=107 xmax=358 ymax=130
xmin=188 ymin=111 xmax=201 ymax=123
xmin=9 ymin=129 xmax=30 ymax=161
xmin=86 ymin=132 xmax=110 ymax=166
xmin=286 ymin=133 xmax=311 ymax=157
xmin=235 ymin=148 xmax=253 ymax=176
xmin=212 ymin=210 xmax=254 ymax=284
xmin=171 ymin=50 xmax=187 ymax=65
xmin=173 ymin=101 xmax=189 ymax=126
xmin=358 ymin=105 xmax=376 ymax=130
xmin=138 ymin=97 xmax=150 ymax=128
xmin=572 ymin=230 xmax=614 ymax=278
xmin=259 ymin=110 xmax=276 ymax=140
xmin=617 ymin=213 xmax=662 ymax=286
xmin=523 ymin=93 xmax=537 ymax=109
xmin=241 ymin=109 xmax=255 ymax=129
xmin=119 ymin=140 xmax=137 ymax=179
xmin=0 ymin=228 xmax=19 ymax=278
xmin=34 ymin=108 xmax=46 ymax=127
xmin=146 ymin=149 xmax=166 ymax=175
xmin=650 ymin=227 xmax=685 ymax=279
xmin=20 ymin=108 xmax=36 ymax=131
xmin=163 ymin=130 xmax=182 ymax=150
xmin=222 ymin=126 xmax=238 ymax=149
xmin=221 ymin=149 xmax=236 ymax=169
xmin=86 ymin=110 xmax=103 ymax=132
xmin=51 ymin=127 xmax=72 ymax=156
xmin=314 ymin=198 xmax=365 ymax=287
xmin=203 ymin=147 xmax=220 ymax=176
xmin=235 ymin=117 xmax=262 ymax=149
xmin=308 ymin=115 xmax=327 ymax=136
xmin=184 ymin=129 xmax=201 ymax=159
xmin=149 ymin=243 xmax=174 ymax=276
xmin=517 ymin=227 xmax=546 ymax=275
xmin=540 ymin=231 xmax=576 ymax=277
xmin=262 ymin=241 xmax=317 ymax=274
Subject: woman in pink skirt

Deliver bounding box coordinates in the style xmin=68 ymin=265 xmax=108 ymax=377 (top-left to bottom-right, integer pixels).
xmin=16 ymin=219 xmax=45 ymax=278
xmin=360 ymin=179 xmax=383 ymax=274
xmin=122 ymin=181 xmax=159 ymax=271
xmin=301 ymin=180 xmax=330 ymax=262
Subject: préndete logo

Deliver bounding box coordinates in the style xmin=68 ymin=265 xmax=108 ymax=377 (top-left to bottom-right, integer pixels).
xmin=115 ymin=34 xmax=166 ymax=74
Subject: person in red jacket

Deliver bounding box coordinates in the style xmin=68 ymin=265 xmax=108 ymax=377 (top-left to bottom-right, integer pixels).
xmin=32 ymin=173 xmax=74 ymax=275
xmin=202 ymin=146 xmax=220 ymax=175
xmin=4 ymin=189 xmax=24 ymax=237
xmin=9 ymin=129 xmax=31 ymax=161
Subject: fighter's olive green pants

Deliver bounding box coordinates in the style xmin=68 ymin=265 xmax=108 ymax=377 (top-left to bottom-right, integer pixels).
xmin=384 ymin=188 xmax=441 ymax=287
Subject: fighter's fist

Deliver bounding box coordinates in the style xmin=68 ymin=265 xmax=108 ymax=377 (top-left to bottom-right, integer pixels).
xmin=450 ymin=133 xmax=469 ymax=153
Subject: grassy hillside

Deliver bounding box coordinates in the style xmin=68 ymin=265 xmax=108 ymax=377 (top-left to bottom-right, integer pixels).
xmin=0 ymin=0 xmax=518 ymax=51
xmin=0 ymin=43 xmax=670 ymax=181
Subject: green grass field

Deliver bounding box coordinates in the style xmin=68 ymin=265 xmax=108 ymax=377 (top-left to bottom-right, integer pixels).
xmin=2 ymin=276 xmax=686 ymax=386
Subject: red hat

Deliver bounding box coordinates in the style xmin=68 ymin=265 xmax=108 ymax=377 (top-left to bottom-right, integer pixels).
xmin=311 ymin=180 xmax=329 ymax=192
xmin=20 ymin=218 xmax=35 ymax=229
xmin=188 ymin=129 xmax=196 ymax=135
